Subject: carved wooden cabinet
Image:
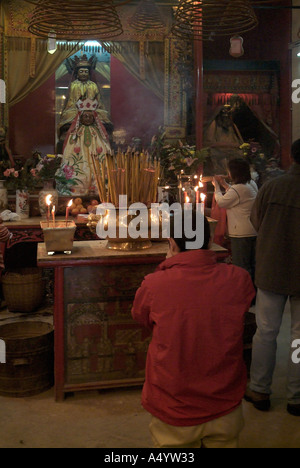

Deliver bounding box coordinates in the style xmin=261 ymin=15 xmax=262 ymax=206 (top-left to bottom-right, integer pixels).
xmin=37 ymin=241 xmax=168 ymax=401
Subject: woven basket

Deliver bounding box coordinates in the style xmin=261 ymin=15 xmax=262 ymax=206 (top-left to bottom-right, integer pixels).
xmin=2 ymin=268 xmax=45 ymax=313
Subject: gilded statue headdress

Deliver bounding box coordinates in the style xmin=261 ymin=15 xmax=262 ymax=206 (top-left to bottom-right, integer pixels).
xmin=65 ymin=54 xmax=97 ymax=75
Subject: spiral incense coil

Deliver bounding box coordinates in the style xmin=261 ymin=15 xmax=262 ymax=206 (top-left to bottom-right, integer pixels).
xmin=129 ymin=0 xmax=166 ymax=32
xmin=26 ymin=0 xmax=123 ymax=40
xmin=249 ymin=0 xmax=285 ymax=4
xmin=171 ymin=0 xmax=258 ymax=41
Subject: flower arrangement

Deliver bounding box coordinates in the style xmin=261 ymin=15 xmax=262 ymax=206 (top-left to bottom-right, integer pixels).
xmin=0 ymin=160 xmax=12 ymax=180
xmin=240 ymin=141 xmax=265 ymax=161
xmin=31 ymin=153 xmax=62 ymax=184
xmin=3 ymin=165 xmax=36 ymax=191
xmin=149 ymin=128 xmax=210 ymax=185
xmin=164 ymin=141 xmax=209 ymax=176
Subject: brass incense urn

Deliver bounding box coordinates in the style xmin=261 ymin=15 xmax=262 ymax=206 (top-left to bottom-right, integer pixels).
xmin=87 ymin=207 xmax=156 ymax=251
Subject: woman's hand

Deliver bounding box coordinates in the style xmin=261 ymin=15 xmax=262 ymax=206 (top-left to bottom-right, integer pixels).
xmin=214 ymin=175 xmax=230 ymax=190
xmin=212 ymin=177 xmax=220 ymax=189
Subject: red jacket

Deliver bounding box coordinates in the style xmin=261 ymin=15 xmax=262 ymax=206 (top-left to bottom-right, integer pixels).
xmin=132 ymin=249 xmax=255 ymax=426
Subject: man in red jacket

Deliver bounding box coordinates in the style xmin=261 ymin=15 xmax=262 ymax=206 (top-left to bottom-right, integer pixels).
xmin=132 ymin=213 xmax=255 ymax=448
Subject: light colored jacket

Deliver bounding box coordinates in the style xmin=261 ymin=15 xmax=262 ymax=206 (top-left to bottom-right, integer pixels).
xmin=214 ymin=180 xmax=258 ymax=237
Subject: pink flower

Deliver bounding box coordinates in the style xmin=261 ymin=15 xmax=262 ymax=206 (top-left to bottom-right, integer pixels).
xmin=3 ymin=169 xmax=11 ymax=177
xmin=30 ymin=168 xmax=37 ymax=177
xmin=63 ymin=165 xmax=74 ymax=180
xmin=13 ymin=171 xmax=19 ymax=178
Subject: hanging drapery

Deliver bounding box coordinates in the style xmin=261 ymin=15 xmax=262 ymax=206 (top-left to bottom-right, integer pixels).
xmin=6 ymin=37 xmax=80 ymax=108
xmin=103 ymin=41 xmax=164 ymax=101
xmin=3 ymin=0 xmax=81 ymax=108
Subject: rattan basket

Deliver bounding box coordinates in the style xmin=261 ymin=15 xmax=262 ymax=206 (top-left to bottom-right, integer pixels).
xmin=2 ymin=268 xmax=45 ymax=313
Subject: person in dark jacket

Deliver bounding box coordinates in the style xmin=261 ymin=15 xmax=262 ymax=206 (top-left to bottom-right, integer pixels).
xmin=132 ymin=213 xmax=255 ymax=448
xmin=245 ymin=139 xmax=300 ymax=416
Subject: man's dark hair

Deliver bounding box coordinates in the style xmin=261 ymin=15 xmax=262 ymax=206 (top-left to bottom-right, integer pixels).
xmin=291 ymin=139 xmax=300 ymax=164
xmin=169 ymin=211 xmax=211 ymax=252
xmin=228 ymin=158 xmax=251 ymax=184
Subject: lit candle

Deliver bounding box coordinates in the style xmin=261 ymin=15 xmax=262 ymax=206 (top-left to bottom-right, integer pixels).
xmin=52 ymin=205 xmax=56 ymax=228
xmin=195 ymin=186 xmax=200 ymax=204
xmin=65 ymin=199 xmax=72 ymax=226
xmin=200 ymin=193 xmax=206 ymax=215
xmin=45 ymin=194 xmax=52 ymax=226
xmin=184 ymin=191 xmax=188 ymax=204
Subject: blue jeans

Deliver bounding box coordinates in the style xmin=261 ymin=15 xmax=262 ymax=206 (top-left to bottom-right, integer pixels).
xmin=250 ymin=288 xmax=300 ymax=404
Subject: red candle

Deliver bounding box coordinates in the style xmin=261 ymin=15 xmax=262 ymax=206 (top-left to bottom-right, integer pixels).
xmin=195 ymin=187 xmax=200 ymax=204
xmin=66 ymin=199 xmax=72 ymax=226
xmin=52 ymin=205 xmax=56 ymax=228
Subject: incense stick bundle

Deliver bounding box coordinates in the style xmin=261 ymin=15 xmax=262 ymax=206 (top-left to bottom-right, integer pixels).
xmin=91 ymin=150 xmax=162 ymax=207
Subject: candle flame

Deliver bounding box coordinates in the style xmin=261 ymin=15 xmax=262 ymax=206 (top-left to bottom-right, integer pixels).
xmin=200 ymin=193 xmax=206 ymax=202
xmin=45 ymin=194 xmax=52 ymax=206
xmin=67 ymin=199 xmax=73 ymax=208
xmin=185 ymin=196 xmax=190 ymax=203
xmin=51 ymin=205 xmax=56 ymax=214
xmin=194 ymin=186 xmax=198 ymax=192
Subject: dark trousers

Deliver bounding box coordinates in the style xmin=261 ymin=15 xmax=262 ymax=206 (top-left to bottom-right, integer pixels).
xmin=230 ymin=236 xmax=256 ymax=283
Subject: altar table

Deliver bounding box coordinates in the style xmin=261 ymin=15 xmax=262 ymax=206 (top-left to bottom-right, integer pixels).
xmin=37 ymin=240 xmax=228 ymax=401
xmin=4 ymin=217 xmax=97 ymax=248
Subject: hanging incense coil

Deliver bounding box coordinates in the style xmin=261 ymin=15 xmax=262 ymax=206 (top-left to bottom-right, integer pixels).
xmin=129 ymin=0 xmax=166 ymax=32
xmin=249 ymin=0 xmax=285 ymax=4
xmin=171 ymin=0 xmax=258 ymax=41
xmin=26 ymin=0 xmax=124 ymax=40
xmin=23 ymin=0 xmax=131 ymax=6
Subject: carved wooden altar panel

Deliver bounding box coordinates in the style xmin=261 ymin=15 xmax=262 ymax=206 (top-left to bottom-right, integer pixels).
xmin=63 ymin=263 xmax=155 ymax=389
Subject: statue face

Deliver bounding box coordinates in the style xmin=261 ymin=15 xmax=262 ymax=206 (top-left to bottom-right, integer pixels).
xmin=218 ymin=108 xmax=232 ymax=129
xmin=77 ymin=67 xmax=90 ymax=82
xmin=80 ymin=111 xmax=95 ymax=126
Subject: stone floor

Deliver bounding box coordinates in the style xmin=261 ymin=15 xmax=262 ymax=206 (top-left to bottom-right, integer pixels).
xmin=0 ymin=302 xmax=299 ymax=448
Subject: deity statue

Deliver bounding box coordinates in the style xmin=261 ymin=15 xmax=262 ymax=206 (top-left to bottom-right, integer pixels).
xmin=203 ymin=104 xmax=244 ymax=175
xmin=58 ymin=54 xmax=112 ymax=140
xmin=56 ymin=98 xmax=111 ymax=197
